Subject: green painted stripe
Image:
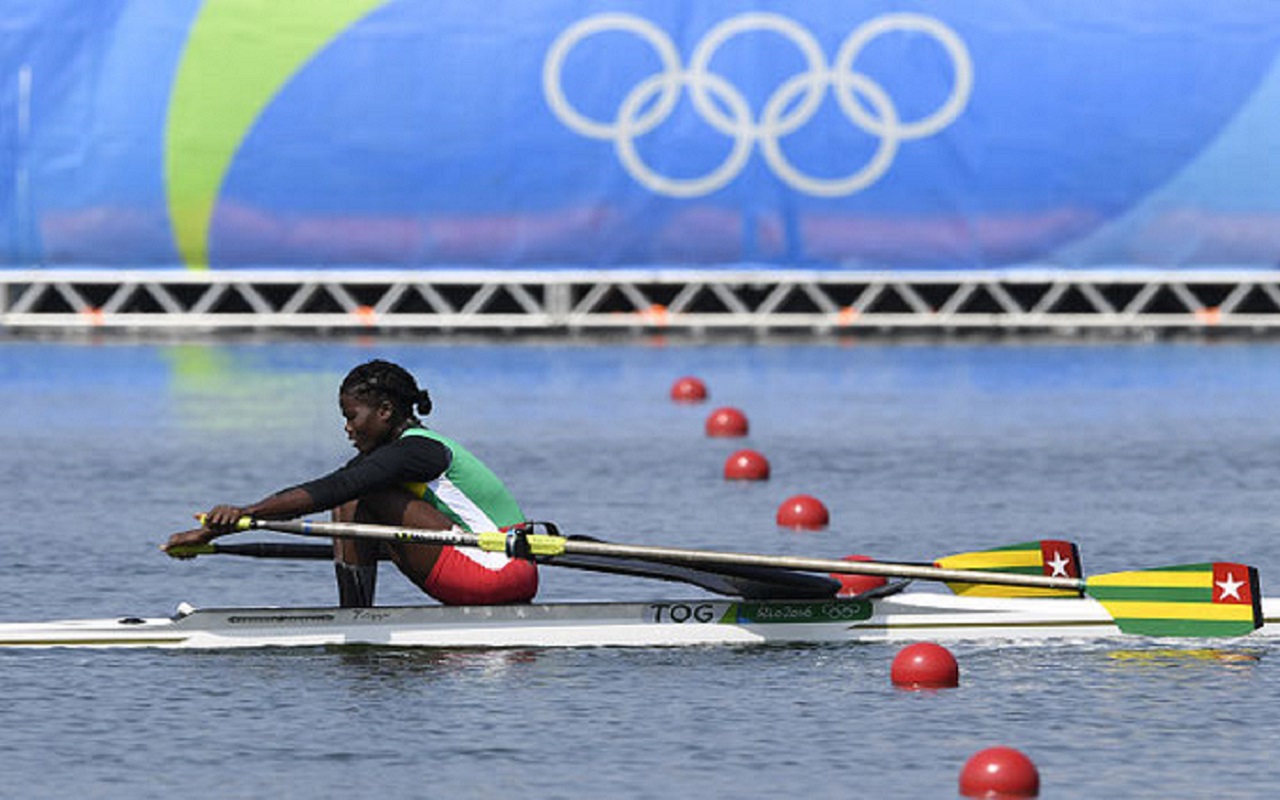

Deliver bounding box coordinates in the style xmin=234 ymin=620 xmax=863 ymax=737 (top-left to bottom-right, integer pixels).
xmin=718 ymin=604 xmax=739 ymax=624
xmin=1086 ymin=585 xmax=1212 ymax=602
xmin=1148 ymin=563 xmax=1215 ymax=573
xmin=1111 ymin=618 xmax=1259 ymax=637
xmin=981 ymin=542 xmax=1040 ymax=553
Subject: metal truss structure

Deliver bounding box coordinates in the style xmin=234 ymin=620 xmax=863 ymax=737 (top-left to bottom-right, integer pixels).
xmin=3 ymin=269 xmax=1280 ymax=335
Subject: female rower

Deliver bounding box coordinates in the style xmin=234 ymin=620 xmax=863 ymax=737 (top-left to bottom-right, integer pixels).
xmin=163 ymin=359 xmax=538 ymax=607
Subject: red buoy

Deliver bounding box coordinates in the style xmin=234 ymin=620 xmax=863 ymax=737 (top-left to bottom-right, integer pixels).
xmin=959 ymin=747 xmax=1040 ymax=797
xmin=670 ymin=376 xmax=707 ymax=403
xmin=890 ymin=642 xmax=960 ymax=690
xmin=705 ymin=406 xmax=748 ymax=437
xmin=775 ymin=494 xmax=828 ymax=530
xmin=724 ymin=449 xmax=770 ymax=481
xmin=831 ymin=555 xmax=888 ymax=597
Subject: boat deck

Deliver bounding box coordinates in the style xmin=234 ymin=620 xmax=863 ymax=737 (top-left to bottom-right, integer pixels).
xmin=2 ymin=594 xmax=1276 ymax=650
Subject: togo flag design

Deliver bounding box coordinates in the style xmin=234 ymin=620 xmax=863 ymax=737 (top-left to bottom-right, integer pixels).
xmin=1085 ymin=563 xmax=1263 ymax=637
xmin=936 ymin=540 xmax=1082 ymax=598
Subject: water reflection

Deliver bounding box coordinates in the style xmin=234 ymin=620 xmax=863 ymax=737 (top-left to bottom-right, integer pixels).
xmin=329 ymin=645 xmax=543 ymax=682
xmin=162 ymin=344 xmax=337 ymax=435
xmin=1105 ymin=647 xmax=1263 ymax=669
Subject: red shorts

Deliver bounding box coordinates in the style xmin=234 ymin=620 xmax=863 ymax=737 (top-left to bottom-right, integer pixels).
xmin=423 ymin=545 xmax=539 ymax=605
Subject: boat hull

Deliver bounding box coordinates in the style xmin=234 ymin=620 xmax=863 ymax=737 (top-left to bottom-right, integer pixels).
xmin=1 ymin=594 xmax=1276 ymax=649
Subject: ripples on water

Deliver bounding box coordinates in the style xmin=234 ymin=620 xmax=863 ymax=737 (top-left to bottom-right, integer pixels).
xmin=2 ymin=340 xmax=1279 ymax=798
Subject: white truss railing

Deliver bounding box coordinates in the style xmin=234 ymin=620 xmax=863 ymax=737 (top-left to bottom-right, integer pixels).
xmin=2 ymin=268 xmax=1280 ymax=333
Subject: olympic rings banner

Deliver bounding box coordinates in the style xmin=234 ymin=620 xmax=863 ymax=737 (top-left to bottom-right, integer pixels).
xmin=4 ymin=0 xmax=1280 ymax=271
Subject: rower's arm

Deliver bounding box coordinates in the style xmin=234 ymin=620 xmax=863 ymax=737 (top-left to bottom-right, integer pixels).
xmin=198 ymin=488 xmax=316 ymax=537
xmin=165 ymin=488 xmax=318 ymax=554
xmin=243 ymin=487 xmax=318 ymax=522
xmin=291 ymin=437 xmax=450 ymax=509
xmin=198 ymin=439 xmax=449 ymax=537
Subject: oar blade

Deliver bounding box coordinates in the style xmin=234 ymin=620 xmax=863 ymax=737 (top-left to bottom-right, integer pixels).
xmin=163 ymin=543 xmax=216 ymax=559
xmin=935 ymin=540 xmax=1083 ymax=598
xmin=1085 ymin=562 xmax=1263 ymax=637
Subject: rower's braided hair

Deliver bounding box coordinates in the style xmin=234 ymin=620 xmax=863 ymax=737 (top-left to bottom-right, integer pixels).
xmin=340 ymin=360 xmax=432 ymax=421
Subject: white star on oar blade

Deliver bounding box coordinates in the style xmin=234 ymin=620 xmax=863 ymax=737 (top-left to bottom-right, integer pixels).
xmin=1216 ymin=572 xmax=1246 ymax=601
xmin=1045 ymin=551 xmax=1072 ymax=577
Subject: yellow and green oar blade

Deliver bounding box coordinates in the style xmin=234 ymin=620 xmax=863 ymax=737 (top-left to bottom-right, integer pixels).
xmin=165 ymin=543 xmax=218 ymax=558
xmin=935 ymin=540 xmax=1083 ymax=598
xmin=1085 ymin=563 xmax=1263 ymax=637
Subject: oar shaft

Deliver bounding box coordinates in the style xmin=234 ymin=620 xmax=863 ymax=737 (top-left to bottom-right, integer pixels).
xmin=557 ymin=539 xmax=1083 ymax=590
xmin=249 ymin=518 xmax=479 ymax=549
xmin=213 ymin=542 xmax=344 ymax=560
xmin=247 ymin=518 xmax=1084 ymax=591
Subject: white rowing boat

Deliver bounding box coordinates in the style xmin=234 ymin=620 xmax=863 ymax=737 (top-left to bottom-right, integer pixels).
xmin=8 ymin=520 xmax=1259 ymax=649
xmin=2 ymin=592 xmax=1276 ymax=650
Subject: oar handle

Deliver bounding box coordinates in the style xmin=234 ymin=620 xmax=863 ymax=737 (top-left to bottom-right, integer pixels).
xmin=196 ymin=514 xmax=256 ymax=533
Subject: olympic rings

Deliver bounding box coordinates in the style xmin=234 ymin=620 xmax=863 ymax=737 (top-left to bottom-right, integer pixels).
xmin=543 ymin=12 xmax=973 ymax=198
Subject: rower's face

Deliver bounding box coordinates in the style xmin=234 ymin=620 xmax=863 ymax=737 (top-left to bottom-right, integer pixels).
xmin=340 ymin=393 xmax=393 ymax=454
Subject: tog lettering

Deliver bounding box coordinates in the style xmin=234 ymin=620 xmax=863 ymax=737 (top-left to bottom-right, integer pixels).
xmin=648 ymin=602 xmax=717 ymax=624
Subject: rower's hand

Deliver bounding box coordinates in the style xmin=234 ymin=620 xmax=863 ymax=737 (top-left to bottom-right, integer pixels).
xmin=162 ymin=528 xmax=216 ymax=559
xmin=200 ymin=505 xmax=248 ymax=534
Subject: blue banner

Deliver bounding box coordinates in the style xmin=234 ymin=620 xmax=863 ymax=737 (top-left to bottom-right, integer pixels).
xmin=3 ymin=0 xmax=1280 ymax=270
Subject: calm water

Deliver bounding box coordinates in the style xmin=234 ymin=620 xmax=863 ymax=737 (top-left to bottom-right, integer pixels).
xmin=2 ymin=339 xmax=1279 ymax=799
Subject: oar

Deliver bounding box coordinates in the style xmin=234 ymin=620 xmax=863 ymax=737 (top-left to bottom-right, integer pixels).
xmin=171 ymin=529 xmax=1078 ymax=600
xmin=166 ymin=538 xmax=843 ymax=599
xmin=238 ymin=518 xmax=1263 ymax=637
xmin=166 ymin=541 xmax=337 ymax=560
